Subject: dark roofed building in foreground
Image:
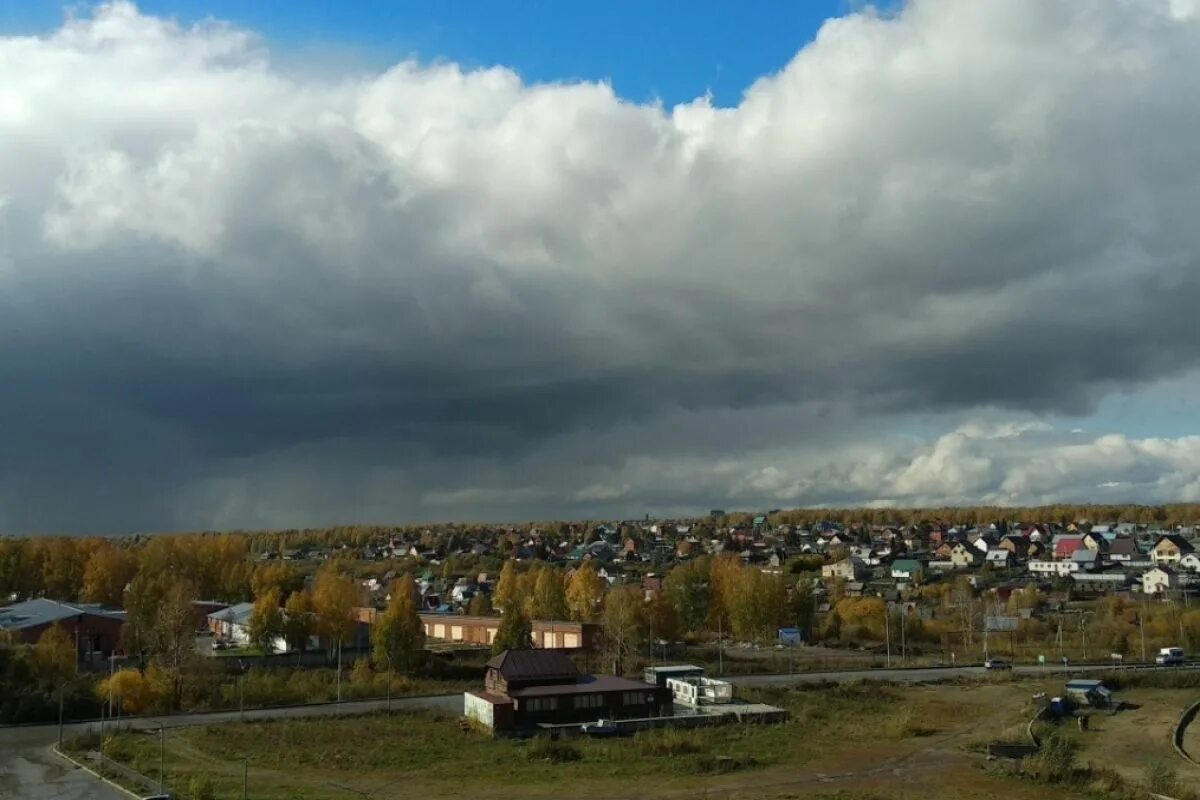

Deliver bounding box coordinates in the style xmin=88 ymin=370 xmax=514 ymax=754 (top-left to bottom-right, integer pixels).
xmin=465 ymin=649 xmax=672 ymax=731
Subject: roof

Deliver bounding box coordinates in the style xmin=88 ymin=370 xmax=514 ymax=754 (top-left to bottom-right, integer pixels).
xmin=508 ymin=674 xmax=655 ymax=698
xmin=486 ymin=649 xmax=580 ymax=683
xmin=645 ymin=664 xmax=704 ymax=676
xmin=1054 ymin=535 xmax=1085 ymax=558
xmin=1155 ymin=534 xmax=1195 ymax=552
xmin=208 ymin=602 xmax=254 ymax=625
xmin=0 ymin=598 xmax=126 ymax=631
xmin=1065 ymin=679 xmax=1106 ymax=689
xmin=891 ymin=559 xmax=922 ymax=572
xmin=466 ymin=690 xmax=513 ymax=707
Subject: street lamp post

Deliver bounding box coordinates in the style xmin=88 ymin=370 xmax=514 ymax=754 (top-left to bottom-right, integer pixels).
xmin=157 ymin=724 xmax=166 ymax=793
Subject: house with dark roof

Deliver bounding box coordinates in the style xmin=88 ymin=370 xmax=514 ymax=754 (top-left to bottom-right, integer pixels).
xmin=1151 ymin=534 xmax=1195 ymax=565
xmin=464 ymin=649 xmax=672 ymax=731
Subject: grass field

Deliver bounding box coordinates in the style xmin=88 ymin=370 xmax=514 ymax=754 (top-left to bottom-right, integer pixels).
xmin=1052 ymin=686 xmax=1200 ymax=784
xmin=77 ymin=677 xmax=1198 ymax=800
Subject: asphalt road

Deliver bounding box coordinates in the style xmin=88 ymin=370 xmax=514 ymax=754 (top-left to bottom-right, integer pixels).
xmin=731 ymin=661 xmax=1200 ymax=686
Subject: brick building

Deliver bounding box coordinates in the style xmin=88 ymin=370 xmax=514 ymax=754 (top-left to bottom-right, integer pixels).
xmin=0 ymin=598 xmax=126 ymax=664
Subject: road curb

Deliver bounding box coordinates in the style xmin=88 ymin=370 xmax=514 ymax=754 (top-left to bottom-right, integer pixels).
xmin=1173 ymin=699 xmax=1200 ymax=768
xmin=52 ymin=745 xmax=142 ymax=800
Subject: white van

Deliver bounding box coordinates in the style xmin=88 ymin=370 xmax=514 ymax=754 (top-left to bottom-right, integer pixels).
xmin=1155 ymin=646 xmax=1185 ymax=665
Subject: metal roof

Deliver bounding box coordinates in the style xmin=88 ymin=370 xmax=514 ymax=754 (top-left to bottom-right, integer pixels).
xmin=208 ymin=602 xmax=254 ymax=625
xmin=645 ymin=664 xmax=704 ymax=676
xmin=486 ymin=649 xmax=580 ymax=682
xmin=508 ymin=674 xmax=655 ymax=698
xmin=0 ymin=598 xmax=126 ymax=630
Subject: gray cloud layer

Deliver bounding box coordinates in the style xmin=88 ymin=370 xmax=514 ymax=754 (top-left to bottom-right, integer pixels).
xmin=3 ymin=1 xmax=1200 ymax=532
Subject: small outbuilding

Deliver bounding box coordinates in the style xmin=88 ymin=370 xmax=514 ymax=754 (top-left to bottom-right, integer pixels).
xmin=1064 ymin=679 xmax=1112 ymax=707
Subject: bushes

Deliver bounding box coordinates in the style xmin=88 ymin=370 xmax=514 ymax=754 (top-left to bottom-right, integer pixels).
xmin=1022 ymin=732 xmax=1078 ymax=783
xmin=188 ymin=775 xmax=215 ymax=800
xmin=525 ymin=737 xmax=582 ymax=763
xmin=635 ymin=728 xmax=704 ymax=757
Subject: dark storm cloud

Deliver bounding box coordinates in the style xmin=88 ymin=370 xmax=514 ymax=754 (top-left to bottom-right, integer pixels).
xmin=4 ymin=1 xmax=1200 ymax=532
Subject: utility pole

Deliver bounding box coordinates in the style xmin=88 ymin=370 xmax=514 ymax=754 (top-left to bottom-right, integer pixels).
xmin=242 ymin=758 xmax=248 ymax=800
xmin=900 ymin=605 xmax=907 ymax=665
xmin=158 ymin=725 xmax=166 ymax=793
xmin=717 ymin=618 xmax=723 ymax=676
xmin=57 ymin=685 xmax=65 ymax=748
xmin=337 ymin=640 xmax=343 ymax=703
xmin=884 ymin=607 xmax=891 ymax=668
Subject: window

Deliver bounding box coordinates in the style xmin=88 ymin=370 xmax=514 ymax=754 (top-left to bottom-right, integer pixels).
xmin=573 ymin=694 xmax=603 ymax=710
xmin=525 ymin=697 xmax=558 ymax=712
xmin=622 ymin=692 xmax=650 ymax=706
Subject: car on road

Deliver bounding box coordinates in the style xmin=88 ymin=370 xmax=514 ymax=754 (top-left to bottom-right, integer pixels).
xmin=141 ymin=794 xmax=175 ymax=800
xmin=211 ymin=638 xmax=230 ymax=651
xmin=1155 ymin=646 xmax=1185 ymax=666
xmin=984 ymin=659 xmax=1012 ymax=671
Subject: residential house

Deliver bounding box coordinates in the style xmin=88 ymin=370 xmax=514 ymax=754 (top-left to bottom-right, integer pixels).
xmin=1053 ymin=535 xmax=1086 ymax=561
xmin=1070 ymin=549 xmax=1100 ymax=572
xmin=463 ymin=649 xmax=671 ymax=731
xmin=985 ymin=549 xmax=1013 ymax=569
xmin=1151 ymin=535 xmax=1195 ymax=565
xmin=1180 ymin=552 xmax=1200 ymax=573
xmin=1142 ymin=567 xmax=1178 ymax=595
xmin=822 ymin=557 xmax=866 ymax=581
xmin=997 ymin=535 xmax=1029 ymax=560
xmin=890 ymin=559 xmax=924 ymax=582
xmin=970 ymin=533 xmax=998 ymax=554
xmin=1105 ymin=536 xmax=1138 ymax=564
xmin=950 ymin=543 xmax=984 ymax=569
xmin=1081 ymin=531 xmax=1110 ymax=554
xmin=1028 ymin=559 xmax=1080 ymax=577
xmin=207 ymin=602 xmax=286 ymax=652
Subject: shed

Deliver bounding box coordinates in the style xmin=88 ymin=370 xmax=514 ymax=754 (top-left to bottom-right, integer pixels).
xmin=1064 ymin=679 xmax=1112 ymax=707
xmin=777 ymin=626 xmax=803 ymax=646
xmin=643 ymin=664 xmax=705 ymax=688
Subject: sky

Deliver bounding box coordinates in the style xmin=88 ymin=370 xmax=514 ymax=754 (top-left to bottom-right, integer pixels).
xmin=4 ymin=0 xmax=1200 ymax=535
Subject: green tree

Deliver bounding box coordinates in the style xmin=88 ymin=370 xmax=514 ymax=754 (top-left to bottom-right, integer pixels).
xmin=664 ymin=557 xmax=710 ymax=633
xmin=371 ymin=574 xmax=425 ymax=674
xmin=492 ymin=601 xmax=533 ymax=654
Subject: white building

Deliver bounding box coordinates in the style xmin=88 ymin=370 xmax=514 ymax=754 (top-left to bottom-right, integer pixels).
xmin=667 ymin=676 xmax=734 ymax=706
xmin=1142 ymin=567 xmax=1178 ymax=595
xmin=1028 ymin=560 xmax=1079 ymax=577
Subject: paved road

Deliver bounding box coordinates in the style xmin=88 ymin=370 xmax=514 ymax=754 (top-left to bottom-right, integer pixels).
xmin=0 ymin=694 xmax=462 ymax=800
xmin=731 ymin=661 xmax=1200 ymax=686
